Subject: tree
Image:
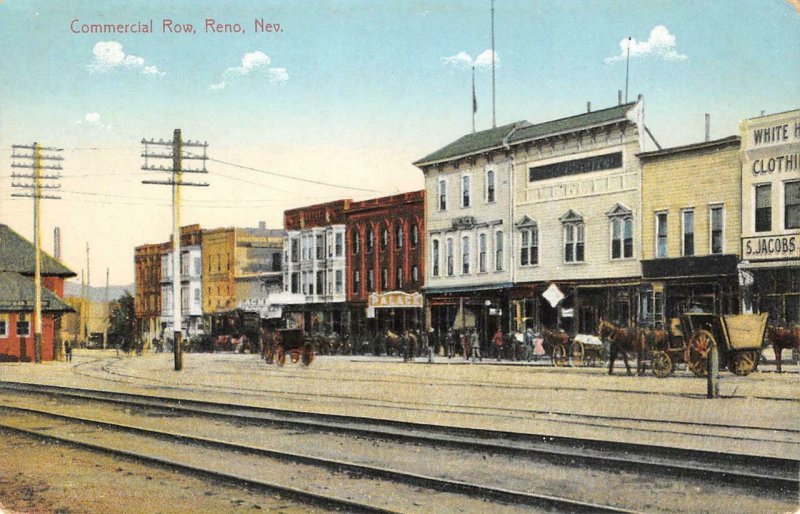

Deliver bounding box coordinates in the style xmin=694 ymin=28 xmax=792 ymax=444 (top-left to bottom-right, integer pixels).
xmin=108 ymin=291 xmax=136 ymax=352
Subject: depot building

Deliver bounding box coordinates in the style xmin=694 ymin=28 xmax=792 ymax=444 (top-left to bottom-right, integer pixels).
xmin=739 ymin=109 xmax=800 ymax=324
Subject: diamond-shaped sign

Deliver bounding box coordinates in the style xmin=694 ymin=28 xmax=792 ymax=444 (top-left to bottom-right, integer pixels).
xmin=542 ymin=283 xmax=564 ymax=308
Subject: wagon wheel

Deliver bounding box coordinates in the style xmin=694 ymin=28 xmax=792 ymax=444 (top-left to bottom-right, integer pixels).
xmin=729 ymin=350 xmax=759 ymax=376
xmin=569 ymin=341 xmax=585 ymax=367
xmin=290 ymin=349 xmax=301 ymax=363
xmin=552 ymin=344 xmax=568 ymax=367
xmin=274 ymin=345 xmax=286 ymax=367
xmin=651 ymin=351 xmax=673 ymax=379
xmin=264 ymin=346 xmax=275 ymax=364
xmin=686 ymin=330 xmax=715 ymax=377
xmin=302 ymin=344 xmax=315 ymax=366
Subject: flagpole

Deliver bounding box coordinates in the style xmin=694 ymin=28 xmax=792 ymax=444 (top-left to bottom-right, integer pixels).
xmin=624 ymin=36 xmax=631 ymax=103
xmin=472 ymin=66 xmax=476 ymax=134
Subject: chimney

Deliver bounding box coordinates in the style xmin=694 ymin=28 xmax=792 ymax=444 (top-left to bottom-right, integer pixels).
xmin=760 ymin=110 xmax=765 ymax=117
xmin=587 ymin=101 xmax=591 ymax=113
xmin=259 ymin=221 xmax=266 ymax=230
xmin=618 ymin=90 xmax=622 ymax=105
xmin=705 ymin=113 xmax=710 ymax=142
xmin=54 ymin=227 xmax=61 ymax=260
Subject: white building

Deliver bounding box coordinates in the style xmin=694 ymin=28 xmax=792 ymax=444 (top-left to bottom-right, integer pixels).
xmin=161 ymin=244 xmax=203 ymax=337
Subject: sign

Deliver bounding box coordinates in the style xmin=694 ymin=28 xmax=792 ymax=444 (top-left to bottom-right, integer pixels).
xmin=742 ymin=234 xmax=799 ymax=261
xmin=542 ymin=283 xmax=565 ymax=308
xmin=0 ymin=300 xmax=50 ymax=309
xmin=529 ymin=152 xmax=622 ymax=182
xmin=452 ymin=216 xmax=476 ymax=231
xmin=368 ymin=291 xmax=423 ymax=309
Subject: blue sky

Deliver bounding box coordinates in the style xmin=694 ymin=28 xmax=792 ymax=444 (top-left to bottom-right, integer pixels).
xmin=1 ymin=0 xmax=798 ymax=284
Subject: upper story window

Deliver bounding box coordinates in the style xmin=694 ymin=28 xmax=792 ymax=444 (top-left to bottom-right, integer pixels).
xmin=366 ymin=228 xmax=375 ymax=253
xmin=516 ymin=216 xmax=538 ymax=266
xmin=395 ymin=224 xmax=404 ymax=249
xmin=710 ymin=205 xmax=724 ymax=254
xmin=446 ymin=238 xmax=454 ymax=276
xmin=380 ymin=226 xmax=388 ymax=251
xmin=561 ymin=210 xmax=584 ymax=263
xmin=396 ymin=266 xmax=403 ymax=288
xmin=335 ymin=232 xmax=343 ymax=256
xmin=316 ymin=235 xmax=324 ymax=260
xmin=755 ymin=184 xmax=771 ymax=232
xmin=335 ymin=270 xmax=343 ymax=294
xmin=353 ymin=270 xmax=360 ymax=294
xmin=438 ymin=179 xmax=447 ymax=211
xmin=411 ymin=265 xmax=419 ymax=283
xmin=352 ymin=230 xmax=360 ymax=255
xmin=367 ymin=269 xmax=375 ymax=292
xmin=381 ymin=268 xmax=388 ymax=290
xmin=479 ymin=233 xmax=487 ymax=272
xmin=495 ymin=230 xmax=504 ymax=271
xmin=461 ymin=235 xmax=470 ymax=274
xmin=607 ymin=204 xmax=633 ymax=260
xmin=462 ymin=174 xmax=471 ymax=207
xmin=411 ymin=224 xmax=419 ymax=247
xmin=785 ymin=181 xmax=800 ymax=229
xmin=431 ymin=239 xmax=440 ymax=277
xmin=486 ymin=169 xmax=496 ymax=203
xmin=682 ymin=209 xmax=695 ymax=257
xmin=656 ymin=212 xmax=668 ymax=258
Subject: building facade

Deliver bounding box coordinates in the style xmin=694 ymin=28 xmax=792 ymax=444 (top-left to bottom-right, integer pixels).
xmin=639 ymin=136 xmax=742 ymax=324
xmin=414 ymin=122 xmax=528 ymax=342
xmin=0 ymin=224 xmax=75 ymax=361
xmin=510 ymin=99 xmax=645 ymax=334
xmin=283 ymin=200 xmax=350 ymax=334
xmin=345 ymin=191 xmax=425 ymax=339
xmin=134 ymin=241 xmax=169 ymax=344
xmin=234 ymin=226 xmax=284 ymax=319
xmin=739 ymin=109 xmax=800 ymax=323
xmin=160 ymin=225 xmax=203 ymax=338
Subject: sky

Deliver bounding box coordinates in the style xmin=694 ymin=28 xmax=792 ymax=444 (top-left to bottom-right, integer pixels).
xmin=1 ymin=0 xmax=798 ymax=286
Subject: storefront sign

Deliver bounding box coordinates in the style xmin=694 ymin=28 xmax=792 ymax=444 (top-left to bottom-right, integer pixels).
xmin=529 ymin=152 xmax=622 ymax=182
xmin=542 ymin=283 xmax=565 ymax=308
xmin=368 ymin=291 xmax=423 ymax=309
xmin=742 ymin=234 xmax=800 ymax=261
xmin=238 ymin=297 xmax=282 ymax=318
xmin=452 ymin=216 xmax=476 ymax=230
xmin=0 ymin=300 xmax=49 ymax=308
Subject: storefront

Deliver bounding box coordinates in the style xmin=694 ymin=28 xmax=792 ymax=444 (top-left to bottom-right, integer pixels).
xmin=739 ymin=110 xmax=800 ymax=324
xmin=425 ymin=284 xmax=510 ymax=353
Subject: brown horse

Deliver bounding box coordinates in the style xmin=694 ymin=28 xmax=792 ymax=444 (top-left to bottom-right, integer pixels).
xmin=767 ymin=324 xmax=800 ymax=373
xmin=597 ymin=318 xmax=646 ymax=376
xmin=541 ymin=328 xmax=570 ymax=365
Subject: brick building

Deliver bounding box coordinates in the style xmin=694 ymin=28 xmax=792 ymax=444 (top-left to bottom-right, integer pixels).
xmin=134 ymin=241 xmax=169 ymax=344
xmin=0 ymin=224 xmax=75 ymax=361
xmin=345 ymin=191 xmax=425 ymax=339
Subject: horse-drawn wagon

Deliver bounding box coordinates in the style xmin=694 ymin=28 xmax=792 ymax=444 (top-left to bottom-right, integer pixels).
xmin=263 ymin=328 xmax=315 ymax=366
xmin=651 ymin=312 xmax=767 ymax=378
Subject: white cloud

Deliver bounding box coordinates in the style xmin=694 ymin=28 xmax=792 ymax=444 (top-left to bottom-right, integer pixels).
xmin=87 ymin=41 xmax=164 ymax=76
xmin=74 ymin=112 xmax=111 ymax=130
xmin=208 ymin=51 xmax=288 ymax=90
xmin=442 ymin=49 xmax=499 ymax=70
xmin=604 ymin=25 xmax=688 ymax=64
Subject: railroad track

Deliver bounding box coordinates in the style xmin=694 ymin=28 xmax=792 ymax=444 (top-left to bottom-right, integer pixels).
xmin=1 ymin=381 xmax=796 ymax=500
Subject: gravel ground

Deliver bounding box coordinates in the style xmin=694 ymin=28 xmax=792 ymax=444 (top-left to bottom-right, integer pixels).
xmin=0 ymin=432 xmax=328 ymax=514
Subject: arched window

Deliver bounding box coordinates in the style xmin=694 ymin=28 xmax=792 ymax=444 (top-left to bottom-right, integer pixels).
xmin=411 ymin=224 xmax=419 ymax=247
xmin=366 ymin=227 xmax=375 ymax=253
xmin=395 ymin=224 xmax=404 ymax=249
xmin=352 ymin=230 xmax=360 ymax=255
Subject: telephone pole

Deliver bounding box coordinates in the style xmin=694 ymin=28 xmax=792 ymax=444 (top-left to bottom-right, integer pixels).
xmin=141 ymin=129 xmax=208 ymax=371
xmin=11 ymin=143 xmax=63 ymax=363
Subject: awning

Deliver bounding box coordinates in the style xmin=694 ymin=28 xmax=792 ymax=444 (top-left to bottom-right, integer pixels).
xmin=424 ymin=282 xmax=513 ymax=295
xmin=642 ymin=254 xmax=739 ymax=280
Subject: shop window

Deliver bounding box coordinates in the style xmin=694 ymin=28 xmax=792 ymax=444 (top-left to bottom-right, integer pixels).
xmin=710 ymin=205 xmax=724 ymax=254
xmin=431 ymin=239 xmax=440 ymax=277
xmin=755 ymin=184 xmax=771 ymax=232
xmin=438 ymin=179 xmax=447 ymax=211
xmin=395 ymin=224 xmax=403 ymax=249
xmin=353 ymin=270 xmax=360 ymax=294
xmin=656 ymin=212 xmax=668 ymax=258
xmin=335 ymin=270 xmax=343 ymax=294
xmin=446 ymin=238 xmax=454 ymax=276
xmin=462 ymin=174 xmax=471 ymax=207
xmin=495 ymin=230 xmax=504 ymax=271
xmin=486 ymin=169 xmax=495 ymax=203
xmin=479 ymin=233 xmax=487 ymax=272
xmin=682 ymin=209 xmax=695 ymax=256
xmin=352 ymin=230 xmax=360 ymax=255
xmin=785 ymin=181 xmax=800 ymax=229
xmin=462 ymin=235 xmax=470 ymax=274
xmin=16 ymin=321 xmax=30 ymax=337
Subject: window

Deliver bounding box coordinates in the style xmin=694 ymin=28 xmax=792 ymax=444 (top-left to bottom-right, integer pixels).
xmin=16 ymin=321 xmax=30 ymax=337
xmin=682 ymin=210 xmax=695 ymax=257
xmin=755 ymin=184 xmax=771 ymax=232
xmin=366 ymin=228 xmax=375 ymax=253
xmin=495 ymin=231 xmax=504 ymax=270
xmin=328 ymin=234 xmax=333 ymax=257
xmin=352 ymin=231 xmax=360 ymax=255
xmin=432 ymin=239 xmax=440 ymax=277
xmin=0 ymin=320 xmax=7 ymax=337
xmin=272 ymin=253 xmax=281 ymax=272
xmin=411 ymin=224 xmax=419 ymax=247
xmin=564 ymin=223 xmax=584 ymax=262
xmin=710 ymin=206 xmax=724 ymax=254
xmin=335 ymin=270 xmax=343 ymax=294
xmin=656 ymin=212 xmax=668 ymax=258
xmin=316 ymin=235 xmax=324 ymax=260
xmin=462 ymin=236 xmax=470 ymax=274
xmin=193 ymin=257 xmax=201 ymax=276
xmin=438 ymin=179 xmax=447 ymax=210
xmin=785 ymin=181 xmax=800 ymax=229
xmin=520 ymin=227 xmax=539 ymax=266
xmin=395 ymin=224 xmax=403 ymax=249
xmin=396 ymin=266 xmax=403 ymax=288
xmin=611 ymin=217 xmax=633 ymax=259
xmin=412 ymin=265 xmax=419 ymax=283
xmin=194 ymin=288 xmax=200 ymax=305
xmin=335 ymin=233 xmax=343 ymax=256
xmin=380 ymin=227 xmax=388 ymax=251
xmin=291 ymin=273 xmax=300 ymax=294
xmin=479 ymin=234 xmax=487 ymax=272
xmin=316 ymin=271 xmax=325 ymax=295
xmin=353 ymin=270 xmax=360 ymax=294
xmin=367 ymin=269 xmax=375 ymax=292
xmin=381 ymin=268 xmax=388 ymax=289
xmin=486 ymin=169 xmax=495 ymax=203
xmin=462 ymin=174 xmax=471 ymax=207
xmin=446 ymin=238 xmax=454 ymax=276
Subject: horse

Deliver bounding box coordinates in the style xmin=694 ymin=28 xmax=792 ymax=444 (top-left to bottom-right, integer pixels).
xmin=767 ymin=324 xmax=800 ymax=373
xmin=597 ymin=318 xmax=645 ymax=376
xmin=541 ymin=328 xmax=570 ymax=364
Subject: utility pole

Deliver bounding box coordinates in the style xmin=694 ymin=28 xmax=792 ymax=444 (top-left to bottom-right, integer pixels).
xmin=86 ymin=242 xmax=90 ymax=345
xmin=11 ymin=143 xmax=63 ymax=363
xmin=105 ymin=267 xmax=109 ymax=349
xmin=491 ymin=0 xmax=496 ymax=129
xmin=80 ymin=270 xmax=86 ymax=347
xmin=141 ymin=129 xmax=208 ymax=371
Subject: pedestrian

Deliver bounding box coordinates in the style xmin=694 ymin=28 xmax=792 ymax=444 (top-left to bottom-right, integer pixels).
xmin=446 ymin=329 xmax=456 ymax=359
xmin=493 ymin=328 xmax=504 ymax=361
xmin=426 ymin=328 xmax=435 ymax=363
xmin=401 ymin=330 xmax=410 ymax=362
xmin=524 ymin=327 xmax=534 ymax=362
xmin=65 ymin=340 xmax=73 ymax=362
xmin=470 ymin=328 xmax=482 ymax=363
xmin=461 ymin=332 xmax=470 ymax=360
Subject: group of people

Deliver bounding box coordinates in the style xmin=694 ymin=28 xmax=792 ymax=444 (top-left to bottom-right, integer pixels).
xmin=435 ymin=327 xmax=546 ymax=363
